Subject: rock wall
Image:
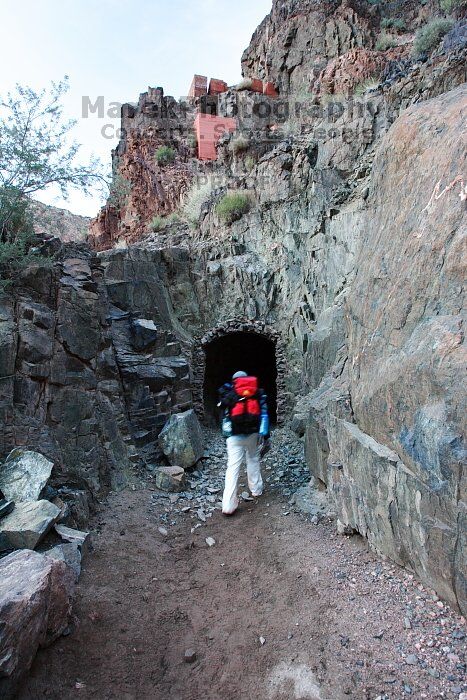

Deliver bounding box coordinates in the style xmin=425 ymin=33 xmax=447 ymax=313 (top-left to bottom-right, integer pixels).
xmin=0 ymin=246 xmax=195 ymax=511
xmin=240 ymin=0 xmax=443 ymax=93
xmin=2 ymin=0 xmax=466 ymax=614
xmin=89 ymin=88 xmax=199 ymax=249
xmin=0 ymin=251 xmax=131 ymax=499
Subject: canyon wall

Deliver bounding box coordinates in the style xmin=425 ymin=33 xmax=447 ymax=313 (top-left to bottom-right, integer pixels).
xmin=2 ymin=1 xmax=465 ymax=612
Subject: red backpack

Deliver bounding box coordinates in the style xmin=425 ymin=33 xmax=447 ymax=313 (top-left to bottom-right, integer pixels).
xmin=230 ymin=376 xmax=261 ymax=432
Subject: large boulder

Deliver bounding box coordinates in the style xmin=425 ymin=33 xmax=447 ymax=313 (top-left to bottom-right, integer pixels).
xmin=0 ymin=500 xmax=61 ymax=552
xmin=158 ymin=409 xmax=204 ymax=469
xmin=0 ymin=449 xmax=53 ymax=502
xmin=0 ymin=549 xmax=75 ymax=700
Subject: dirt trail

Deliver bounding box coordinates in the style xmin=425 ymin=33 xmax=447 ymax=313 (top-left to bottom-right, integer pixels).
xmin=18 ymin=431 xmax=466 ymax=700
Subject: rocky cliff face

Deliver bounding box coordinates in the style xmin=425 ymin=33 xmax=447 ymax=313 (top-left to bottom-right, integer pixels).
xmin=89 ymin=88 xmax=199 ymax=249
xmin=30 ymin=201 xmax=90 ymax=242
xmin=306 ymin=84 xmax=466 ymax=614
xmin=2 ymin=1 xmax=466 ymax=613
xmin=0 ymin=246 xmax=193 ymax=515
xmin=241 ymin=0 xmax=445 ymax=93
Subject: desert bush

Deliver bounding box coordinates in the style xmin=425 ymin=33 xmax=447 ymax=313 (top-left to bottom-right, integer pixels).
xmin=440 ymin=0 xmax=466 ymax=12
xmin=381 ymin=17 xmax=407 ymax=31
xmin=0 ymin=189 xmax=53 ymax=289
xmin=0 ymin=232 xmax=53 ymax=289
xmin=182 ymin=177 xmax=215 ymax=226
xmin=413 ymin=18 xmax=454 ymax=55
xmin=244 ymin=155 xmax=256 ymax=171
xmin=0 ymin=78 xmax=104 ymax=289
xmin=149 ymin=212 xmax=180 ymax=232
xmin=236 ymin=78 xmax=253 ymax=91
xmin=354 ymin=77 xmax=380 ymax=95
xmin=186 ymin=134 xmax=197 ymax=150
xmin=216 ymin=192 xmax=251 ymax=224
xmin=229 ymin=135 xmax=250 ymax=155
xmin=376 ymin=33 xmax=398 ymax=50
xmin=155 ymin=146 xmax=176 ymax=166
xmin=165 ymin=212 xmax=180 ymax=225
xmin=150 ymin=215 xmax=165 ymax=232
xmin=1 ymin=78 xmax=105 ymax=241
xmin=108 ymin=173 xmax=131 ymax=209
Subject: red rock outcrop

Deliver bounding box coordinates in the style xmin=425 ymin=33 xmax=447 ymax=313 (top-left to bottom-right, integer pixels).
xmin=316 ymin=45 xmax=408 ymax=96
xmin=89 ymin=89 xmax=197 ymax=250
xmin=241 ymin=0 xmax=442 ymax=94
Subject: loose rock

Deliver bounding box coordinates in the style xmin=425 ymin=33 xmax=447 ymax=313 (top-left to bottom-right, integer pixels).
xmin=0 ymin=500 xmax=61 ymax=552
xmin=158 ymin=410 xmax=204 ymax=469
xmin=184 ymin=648 xmax=196 ymax=663
xmin=0 ymin=449 xmax=53 ymax=502
xmin=154 ymin=466 xmax=186 ymax=492
xmin=46 ymin=542 xmax=82 ymax=582
xmin=55 ymin=524 xmax=91 ymax=557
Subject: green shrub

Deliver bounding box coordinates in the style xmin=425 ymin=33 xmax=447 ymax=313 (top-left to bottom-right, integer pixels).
xmin=381 ymin=17 xmax=407 ymax=31
xmin=108 ymin=173 xmax=131 ymax=209
xmin=0 ymin=231 xmax=51 ymax=291
xmin=354 ymin=77 xmax=380 ymax=95
xmin=440 ymin=0 xmax=466 ymax=12
xmin=229 ymin=135 xmax=250 ymax=155
xmin=216 ymin=192 xmax=251 ymax=224
xmin=186 ymin=134 xmax=197 ymax=150
xmin=244 ymin=155 xmax=256 ymax=171
xmin=413 ymin=18 xmax=454 ymax=55
xmin=150 ymin=215 xmax=165 ymax=232
xmin=155 ymin=145 xmax=176 ymax=166
xmin=166 ymin=212 xmax=180 ymax=225
xmin=149 ymin=212 xmax=181 ymax=232
xmin=0 ymin=191 xmax=52 ymax=290
xmin=376 ymin=33 xmax=398 ymax=50
xmin=182 ymin=177 xmax=215 ymax=226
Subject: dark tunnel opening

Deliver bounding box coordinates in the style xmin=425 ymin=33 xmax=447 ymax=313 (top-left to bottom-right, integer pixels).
xmin=203 ymin=332 xmax=277 ymax=426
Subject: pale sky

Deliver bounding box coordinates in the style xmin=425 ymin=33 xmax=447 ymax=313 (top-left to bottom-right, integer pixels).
xmin=1 ymin=0 xmax=271 ymax=216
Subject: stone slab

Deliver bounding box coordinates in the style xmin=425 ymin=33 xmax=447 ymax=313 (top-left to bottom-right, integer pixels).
xmin=0 ymin=449 xmax=53 ymax=502
xmin=0 ymin=500 xmax=61 ymax=552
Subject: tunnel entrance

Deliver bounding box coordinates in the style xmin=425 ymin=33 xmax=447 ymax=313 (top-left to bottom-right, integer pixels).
xmin=203 ymin=331 xmax=277 ymax=426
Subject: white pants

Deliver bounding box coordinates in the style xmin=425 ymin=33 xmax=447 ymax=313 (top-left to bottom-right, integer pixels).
xmin=222 ymin=433 xmax=263 ymax=514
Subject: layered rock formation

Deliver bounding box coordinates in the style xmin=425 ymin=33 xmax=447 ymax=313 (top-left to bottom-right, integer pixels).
xmin=241 ymin=0 xmax=444 ymax=93
xmin=2 ymin=0 xmax=466 ymax=616
xmin=30 ymin=200 xmax=89 ymax=242
xmin=89 ymin=88 xmax=198 ymax=248
xmin=0 ymin=246 xmax=194 ymax=512
xmin=306 ymin=87 xmax=466 ymax=610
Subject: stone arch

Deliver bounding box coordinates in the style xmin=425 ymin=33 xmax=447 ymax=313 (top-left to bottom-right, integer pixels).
xmin=191 ymin=319 xmax=287 ymax=425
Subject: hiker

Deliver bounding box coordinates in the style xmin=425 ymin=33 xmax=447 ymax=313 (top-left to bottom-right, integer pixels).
xmin=218 ymin=371 xmax=269 ymax=515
